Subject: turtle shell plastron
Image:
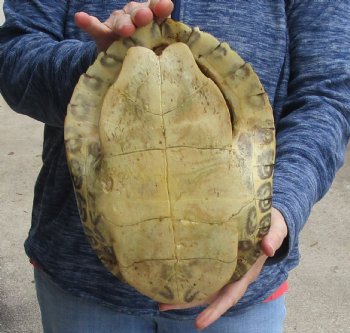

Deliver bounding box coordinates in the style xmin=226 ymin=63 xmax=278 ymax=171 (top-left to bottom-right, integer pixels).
xmin=64 ymin=19 xmax=275 ymax=304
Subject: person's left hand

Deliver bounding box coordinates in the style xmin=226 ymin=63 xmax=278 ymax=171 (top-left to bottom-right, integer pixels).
xmin=75 ymin=0 xmax=174 ymax=51
xmin=159 ymin=207 xmax=288 ymax=331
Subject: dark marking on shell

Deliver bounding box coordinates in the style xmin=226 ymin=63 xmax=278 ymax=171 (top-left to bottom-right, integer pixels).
xmin=92 ymin=214 xmax=103 ymax=227
xmin=89 ymin=142 xmax=101 ymax=158
xmin=259 ymin=198 xmax=272 ymax=213
xmin=248 ymin=94 xmax=265 ymax=107
xmin=257 ymin=165 xmax=273 ymax=180
xmin=257 ymin=150 xmax=275 ymax=165
xmin=258 ymin=214 xmax=271 ymax=236
xmin=160 ymin=264 xmax=173 ymax=280
xmin=150 ymin=21 xmax=159 ymax=39
xmin=103 ymin=246 xmax=118 ymax=266
xmin=93 ymin=225 xmax=107 ymax=244
xmin=87 ymin=191 xmax=96 ymax=204
xmin=246 ymin=206 xmax=257 ymax=235
xmin=101 ymin=175 xmax=113 ymax=193
xmin=257 ymin=182 xmax=272 ymax=199
xmin=162 ymin=22 xmax=172 ymax=39
xmin=70 ymin=158 xmax=81 ymax=175
xmin=68 ymin=104 xmax=81 ymax=118
xmin=226 ymin=61 xmax=246 ymax=78
xmin=238 ymin=133 xmax=253 ymax=158
xmin=72 ymin=174 xmax=83 ymax=190
xmin=64 ymin=138 xmax=78 ymax=154
xmin=75 ymin=191 xmax=87 ymax=222
xmin=100 ymin=53 xmax=119 ymax=67
xmin=161 ymin=19 xmax=192 ymax=43
xmin=213 ymin=43 xmax=228 ymax=56
xmin=184 ymin=288 xmax=199 ymax=303
xmin=231 ymin=63 xmax=250 ymax=81
xmin=83 ymin=226 xmax=98 ymax=247
xmin=94 ymin=245 xmax=121 ymax=279
xmin=88 ymin=206 xmax=103 ymax=227
xmin=93 ymin=159 xmax=102 ymax=174
xmin=256 ymin=128 xmax=274 ymax=145
xmin=238 ymin=240 xmax=253 ymax=251
xmin=247 ymin=246 xmax=262 ymax=264
xmin=123 ymin=38 xmax=136 ymax=49
xmin=249 ymin=83 xmax=264 ymax=95
xmin=187 ymin=29 xmax=201 ymax=49
xmin=83 ymin=74 xmax=102 ymax=90
xmin=153 ymin=43 xmax=170 ymax=55
xmin=83 ymin=222 xmax=117 ymax=268
xmin=159 ymin=285 xmax=175 ymax=301
xmin=69 ymin=159 xmax=83 ymax=189
xmin=70 ymin=95 xmax=97 ymax=122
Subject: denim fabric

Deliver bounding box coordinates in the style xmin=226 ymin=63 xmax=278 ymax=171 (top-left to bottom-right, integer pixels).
xmin=0 ymin=0 xmax=349 ymax=318
xmin=35 ymin=268 xmax=286 ymax=333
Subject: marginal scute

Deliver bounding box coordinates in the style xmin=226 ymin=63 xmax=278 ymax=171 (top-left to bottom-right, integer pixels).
xmin=259 ymin=198 xmax=272 ymax=213
xmin=87 ymin=53 xmax=123 ymax=86
xmin=130 ymin=21 xmax=162 ymax=48
xmin=257 ymin=164 xmax=274 ymax=179
xmin=64 ymin=19 xmax=275 ymax=304
xmin=100 ymin=53 xmax=119 ymax=68
xmin=161 ymin=19 xmax=192 ymax=44
xmin=259 ymin=215 xmax=271 ymax=236
xmin=197 ymin=42 xmax=246 ymax=78
xmin=106 ymin=38 xmax=133 ymax=61
xmin=187 ymin=28 xmax=221 ymax=58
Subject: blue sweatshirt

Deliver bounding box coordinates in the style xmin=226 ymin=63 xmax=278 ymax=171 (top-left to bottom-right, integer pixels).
xmin=0 ymin=0 xmax=349 ymax=317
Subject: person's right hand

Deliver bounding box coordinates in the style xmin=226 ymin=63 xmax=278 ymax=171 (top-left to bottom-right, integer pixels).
xmin=75 ymin=0 xmax=174 ymax=52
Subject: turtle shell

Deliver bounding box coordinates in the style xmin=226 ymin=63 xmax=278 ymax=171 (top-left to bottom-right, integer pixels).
xmin=64 ymin=19 xmax=275 ymax=304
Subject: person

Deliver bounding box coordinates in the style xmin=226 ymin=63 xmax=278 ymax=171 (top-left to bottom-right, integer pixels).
xmin=0 ymin=1 xmax=349 ymax=332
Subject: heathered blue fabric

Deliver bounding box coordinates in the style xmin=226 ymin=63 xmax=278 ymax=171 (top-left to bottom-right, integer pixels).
xmin=0 ymin=0 xmax=349 ymax=318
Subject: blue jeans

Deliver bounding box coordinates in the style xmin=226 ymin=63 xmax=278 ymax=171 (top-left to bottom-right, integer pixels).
xmin=34 ymin=268 xmax=286 ymax=333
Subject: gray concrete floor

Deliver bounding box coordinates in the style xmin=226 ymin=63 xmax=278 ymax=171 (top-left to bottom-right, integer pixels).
xmin=1 ymin=94 xmax=349 ymax=333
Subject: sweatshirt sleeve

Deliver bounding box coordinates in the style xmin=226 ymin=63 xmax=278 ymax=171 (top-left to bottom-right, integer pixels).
xmin=272 ymin=1 xmax=350 ymax=258
xmin=0 ymin=0 xmax=97 ymax=127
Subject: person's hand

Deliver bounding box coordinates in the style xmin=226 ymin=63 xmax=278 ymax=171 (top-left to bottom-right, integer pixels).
xmin=75 ymin=0 xmax=174 ymax=51
xmin=159 ymin=207 xmax=288 ymax=331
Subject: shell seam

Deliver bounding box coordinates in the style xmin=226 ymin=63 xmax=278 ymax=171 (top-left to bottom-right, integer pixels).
xmin=119 ymin=257 xmax=237 ymax=269
xmin=158 ymin=54 xmax=180 ymax=301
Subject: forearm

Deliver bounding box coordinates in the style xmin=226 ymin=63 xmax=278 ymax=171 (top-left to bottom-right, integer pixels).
xmin=272 ymin=1 xmax=350 ymax=256
xmin=0 ymin=0 xmax=97 ymax=126
xmin=273 ymin=103 xmax=349 ymax=253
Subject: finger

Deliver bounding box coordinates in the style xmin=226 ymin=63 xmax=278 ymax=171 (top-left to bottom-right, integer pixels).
xmin=123 ymin=2 xmax=154 ymax=27
xmin=195 ymin=282 xmax=245 ymax=330
xmin=149 ymin=0 xmax=174 ymax=19
xmin=195 ymin=256 xmax=267 ymax=330
xmin=123 ymin=0 xmax=148 ymax=13
xmin=75 ymin=12 xmax=113 ymax=39
xmin=159 ymin=299 xmax=208 ymax=311
xmin=104 ymin=0 xmax=174 ymax=39
xmin=105 ymin=10 xmax=136 ymax=37
xmin=130 ymin=7 xmax=154 ymax=27
xmin=261 ymin=208 xmax=288 ymax=257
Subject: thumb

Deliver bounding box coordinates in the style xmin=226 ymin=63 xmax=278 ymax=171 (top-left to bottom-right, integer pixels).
xmin=261 ymin=208 xmax=288 ymax=257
